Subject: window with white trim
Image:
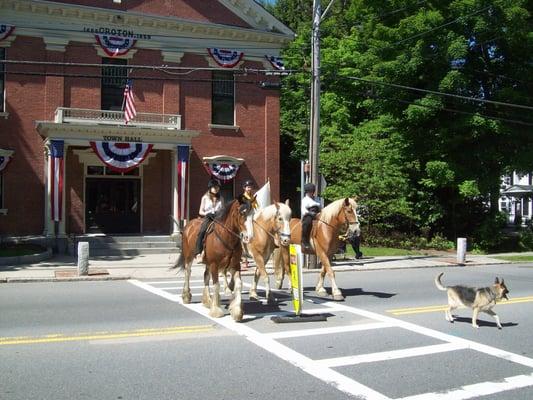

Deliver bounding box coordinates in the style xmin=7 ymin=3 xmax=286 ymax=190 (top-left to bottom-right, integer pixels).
xmin=212 ymin=71 xmax=235 ymax=125
xmin=101 ymin=58 xmax=127 ymax=111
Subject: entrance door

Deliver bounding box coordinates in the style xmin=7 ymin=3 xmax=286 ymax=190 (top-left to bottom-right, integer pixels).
xmin=86 ymin=178 xmax=141 ymax=233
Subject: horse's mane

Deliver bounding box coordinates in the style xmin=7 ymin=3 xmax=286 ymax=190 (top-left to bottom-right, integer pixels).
xmin=255 ymin=202 xmax=291 ymax=221
xmin=320 ymin=198 xmax=357 ymax=224
xmin=214 ymin=199 xmax=237 ymax=221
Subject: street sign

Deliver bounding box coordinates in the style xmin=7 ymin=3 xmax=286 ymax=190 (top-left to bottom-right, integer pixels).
xmin=289 ymin=244 xmax=304 ymax=315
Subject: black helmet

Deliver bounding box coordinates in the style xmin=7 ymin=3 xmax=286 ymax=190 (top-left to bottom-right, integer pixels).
xmin=304 ymin=183 xmax=316 ymax=193
xmin=243 ymin=179 xmax=254 ymax=188
xmin=207 ymin=178 xmax=221 ymax=189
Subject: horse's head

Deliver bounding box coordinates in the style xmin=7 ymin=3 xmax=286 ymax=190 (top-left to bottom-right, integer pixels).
xmin=341 ymin=197 xmax=361 ymax=239
xmin=273 ymin=201 xmax=292 ymax=246
xmin=237 ymin=195 xmax=255 ymax=244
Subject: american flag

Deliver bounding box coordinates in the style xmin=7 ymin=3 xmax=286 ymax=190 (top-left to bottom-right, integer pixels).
xmin=50 ymin=140 xmax=64 ymax=222
xmin=123 ymin=79 xmax=137 ymax=124
xmin=176 ymin=145 xmax=190 ymax=220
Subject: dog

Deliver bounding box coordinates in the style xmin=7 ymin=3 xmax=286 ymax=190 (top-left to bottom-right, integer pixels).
xmin=434 ymin=273 xmax=509 ymax=329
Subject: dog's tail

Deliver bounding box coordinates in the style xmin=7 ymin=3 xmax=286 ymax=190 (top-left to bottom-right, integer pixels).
xmin=434 ymin=272 xmax=447 ymax=291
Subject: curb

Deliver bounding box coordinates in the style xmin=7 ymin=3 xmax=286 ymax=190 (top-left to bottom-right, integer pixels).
xmin=2 ymin=275 xmax=132 ymax=283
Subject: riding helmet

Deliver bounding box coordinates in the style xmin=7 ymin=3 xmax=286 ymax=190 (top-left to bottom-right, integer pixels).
xmin=243 ymin=179 xmax=254 ymax=188
xmin=207 ymin=178 xmax=221 ymax=189
xmin=304 ymin=183 xmax=316 ymax=193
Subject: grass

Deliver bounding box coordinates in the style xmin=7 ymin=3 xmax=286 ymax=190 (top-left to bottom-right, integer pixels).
xmin=493 ymin=255 xmax=533 ymax=262
xmin=0 ymin=244 xmax=47 ymax=257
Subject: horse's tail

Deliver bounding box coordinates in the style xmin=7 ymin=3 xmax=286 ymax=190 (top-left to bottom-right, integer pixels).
xmin=169 ymin=252 xmax=185 ymax=273
xmin=434 ymin=272 xmax=447 ymax=291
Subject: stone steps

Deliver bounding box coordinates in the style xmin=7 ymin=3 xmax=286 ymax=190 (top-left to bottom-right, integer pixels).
xmin=69 ymin=235 xmax=179 ymax=256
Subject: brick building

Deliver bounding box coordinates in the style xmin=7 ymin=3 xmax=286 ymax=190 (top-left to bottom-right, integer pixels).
xmin=0 ymin=0 xmax=292 ymax=251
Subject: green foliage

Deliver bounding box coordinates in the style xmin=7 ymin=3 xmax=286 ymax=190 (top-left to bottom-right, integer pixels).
xmin=271 ymin=0 xmax=533 ymax=250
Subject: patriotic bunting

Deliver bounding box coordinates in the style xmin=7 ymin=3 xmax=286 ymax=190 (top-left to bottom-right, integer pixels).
xmin=205 ymin=162 xmax=240 ymax=182
xmin=90 ymin=141 xmax=153 ymax=173
xmin=207 ymin=48 xmax=244 ymax=68
xmin=0 ymin=24 xmax=14 ymax=42
xmin=95 ymin=34 xmax=136 ymax=57
xmin=265 ymin=55 xmax=285 ymax=70
xmin=176 ymin=145 xmax=190 ymax=220
xmin=49 ymin=140 xmax=64 ymax=222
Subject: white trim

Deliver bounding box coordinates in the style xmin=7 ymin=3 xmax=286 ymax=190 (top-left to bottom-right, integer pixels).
xmin=94 ymin=46 xmax=137 ymax=60
xmin=208 ymin=123 xmax=240 ymax=131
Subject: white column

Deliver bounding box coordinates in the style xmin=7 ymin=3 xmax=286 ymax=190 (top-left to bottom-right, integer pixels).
xmin=43 ymin=142 xmax=55 ymax=237
xmin=171 ymin=148 xmax=180 ymax=237
xmin=58 ymin=143 xmax=68 ymax=237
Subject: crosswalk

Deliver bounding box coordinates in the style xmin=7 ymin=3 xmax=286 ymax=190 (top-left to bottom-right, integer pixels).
xmin=129 ymin=278 xmax=533 ymax=400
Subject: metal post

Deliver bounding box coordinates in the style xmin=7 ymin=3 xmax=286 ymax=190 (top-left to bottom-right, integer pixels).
xmin=307 ymin=0 xmax=321 ymax=269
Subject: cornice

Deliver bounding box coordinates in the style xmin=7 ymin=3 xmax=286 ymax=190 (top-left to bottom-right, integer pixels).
xmin=0 ymin=0 xmax=293 ymax=52
xmin=35 ymin=121 xmax=200 ymax=148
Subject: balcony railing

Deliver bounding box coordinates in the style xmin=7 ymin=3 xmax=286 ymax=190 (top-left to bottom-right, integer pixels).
xmin=54 ymin=107 xmax=181 ymax=130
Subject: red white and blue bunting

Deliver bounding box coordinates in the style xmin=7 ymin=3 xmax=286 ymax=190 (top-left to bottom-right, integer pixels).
xmin=90 ymin=141 xmax=153 ymax=173
xmin=0 ymin=23 xmax=14 ymax=42
xmin=205 ymin=162 xmax=240 ymax=182
xmin=95 ymin=34 xmax=137 ymax=57
xmin=176 ymin=145 xmax=190 ymax=221
xmin=207 ymin=48 xmax=244 ymax=68
xmin=0 ymin=154 xmax=12 ymax=172
xmin=265 ymin=55 xmax=285 ymax=70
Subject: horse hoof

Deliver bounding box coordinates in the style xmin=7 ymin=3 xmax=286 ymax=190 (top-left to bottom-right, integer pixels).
xmin=249 ymin=292 xmax=259 ymax=301
xmin=275 ymin=280 xmax=283 ymax=290
xmin=316 ymin=289 xmax=328 ymax=297
xmin=230 ymin=307 xmax=243 ymax=322
xmin=209 ymin=307 xmax=225 ymax=318
xmin=267 ymin=295 xmax=276 ymax=305
xmin=332 ymin=294 xmax=345 ymax=301
xmin=182 ymin=292 xmax=192 ymax=304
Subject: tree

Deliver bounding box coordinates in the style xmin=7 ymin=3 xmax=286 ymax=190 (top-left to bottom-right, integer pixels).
xmin=272 ymin=0 xmax=532 ymax=245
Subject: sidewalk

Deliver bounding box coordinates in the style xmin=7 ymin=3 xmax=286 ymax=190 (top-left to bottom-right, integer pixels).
xmin=0 ymin=251 xmax=515 ymax=283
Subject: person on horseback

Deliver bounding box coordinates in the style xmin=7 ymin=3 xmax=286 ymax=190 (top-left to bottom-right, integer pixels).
xmin=237 ymin=179 xmax=258 ymax=268
xmin=195 ymin=178 xmax=224 ymax=256
xmin=301 ymin=182 xmax=321 ymax=251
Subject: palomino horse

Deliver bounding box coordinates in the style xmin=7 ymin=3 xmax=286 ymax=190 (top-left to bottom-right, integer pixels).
xmin=247 ymin=202 xmax=292 ymax=303
xmin=173 ymin=197 xmax=255 ymax=321
xmin=274 ymin=197 xmax=360 ymax=301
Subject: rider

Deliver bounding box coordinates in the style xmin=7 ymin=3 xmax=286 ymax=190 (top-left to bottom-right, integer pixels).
xmin=239 ymin=179 xmax=259 ymax=210
xmin=301 ymin=182 xmax=321 ymax=252
xmin=195 ymin=178 xmax=224 ymax=256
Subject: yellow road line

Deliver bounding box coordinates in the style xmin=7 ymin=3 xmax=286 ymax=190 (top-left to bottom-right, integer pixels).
xmin=388 ymin=296 xmax=533 ymax=315
xmin=0 ymin=325 xmax=215 ymax=346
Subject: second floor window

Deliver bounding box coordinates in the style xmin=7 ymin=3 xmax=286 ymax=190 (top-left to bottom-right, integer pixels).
xmin=0 ymin=48 xmax=5 ymax=113
xmin=101 ymin=58 xmax=127 ymax=111
xmin=212 ymin=71 xmax=234 ymax=126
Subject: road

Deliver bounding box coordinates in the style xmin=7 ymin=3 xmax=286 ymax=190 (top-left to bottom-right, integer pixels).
xmin=1 ymin=263 xmax=533 ymax=399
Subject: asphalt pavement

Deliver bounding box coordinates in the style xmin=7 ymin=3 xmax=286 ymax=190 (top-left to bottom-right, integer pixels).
xmin=0 ymin=250 xmax=517 ymax=283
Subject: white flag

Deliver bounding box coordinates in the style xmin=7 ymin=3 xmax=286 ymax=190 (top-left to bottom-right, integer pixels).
xmin=255 ymin=181 xmax=271 ymax=209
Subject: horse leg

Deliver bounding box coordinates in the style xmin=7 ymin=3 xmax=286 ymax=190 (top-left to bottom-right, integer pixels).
xmin=223 ymin=266 xmax=233 ymax=296
xmin=201 ymin=266 xmax=211 ymax=308
xmin=181 ymin=255 xmax=194 ymax=304
xmin=249 ymin=267 xmax=260 ymax=301
xmin=229 ymin=257 xmax=244 ymax=322
xmin=319 ymin=252 xmax=344 ymax=301
xmin=208 ymin=265 xmax=225 ymax=318
xmin=314 ymin=248 xmax=329 ymax=297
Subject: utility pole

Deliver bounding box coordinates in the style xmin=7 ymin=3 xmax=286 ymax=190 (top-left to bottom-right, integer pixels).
xmin=306 ymin=0 xmax=321 ymax=269
xmin=309 ymin=0 xmax=321 ymax=191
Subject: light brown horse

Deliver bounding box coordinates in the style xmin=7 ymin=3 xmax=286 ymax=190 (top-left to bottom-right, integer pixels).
xmin=173 ymin=197 xmax=255 ymax=321
xmin=247 ymin=201 xmax=292 ymax=303
xmin=273 ymin=197 xmax=360 ymax=301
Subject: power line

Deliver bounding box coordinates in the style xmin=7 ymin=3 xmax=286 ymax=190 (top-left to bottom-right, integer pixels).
xmin=345 ymin=76 xmax=533 ymax=111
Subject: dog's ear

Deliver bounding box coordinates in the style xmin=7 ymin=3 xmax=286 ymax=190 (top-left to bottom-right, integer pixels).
xmin=500 ymin=278 xmax=505 ymax=285
xmin=495 ymin=277 xmax=500 ymax=284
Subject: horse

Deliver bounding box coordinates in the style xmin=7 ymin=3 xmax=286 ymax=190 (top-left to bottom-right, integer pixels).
xmin=173 ymin=197 xmax=255 ymax=322
xmin=247 ymin=201 xmax=292 ymax=303
xmin=273 ymin=197 xmax=360 ymax=301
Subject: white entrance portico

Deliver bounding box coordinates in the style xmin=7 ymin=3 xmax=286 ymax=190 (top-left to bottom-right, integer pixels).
xmin=36 ymin=107 xmax=199 ymax=244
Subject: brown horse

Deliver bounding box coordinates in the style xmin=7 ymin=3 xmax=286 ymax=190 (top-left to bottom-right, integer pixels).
xmin=273 ymin=197 xmax=360 ymax=301
xmin=247 ymin=201 xmax=292 ymax=303
xmin=173 ymin=197 xmax=255 ymax=321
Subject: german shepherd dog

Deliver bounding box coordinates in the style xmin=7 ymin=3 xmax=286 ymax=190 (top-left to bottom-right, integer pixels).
xmin=435 ymin=273 xmax=509 ymax=329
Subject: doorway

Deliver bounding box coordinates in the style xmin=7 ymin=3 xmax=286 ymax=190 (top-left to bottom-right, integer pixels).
xmin=86 ymin=178 xmax=140 ymax=233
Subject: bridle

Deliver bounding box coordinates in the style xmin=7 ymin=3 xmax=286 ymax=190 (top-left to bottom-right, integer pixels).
xmin=252 ymin=205 xmax=291 ymax=246
xmin=208 ymin=201 xmax=254 ymax=250
xmin=318 ymin=203 xmax=359 ymax=239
